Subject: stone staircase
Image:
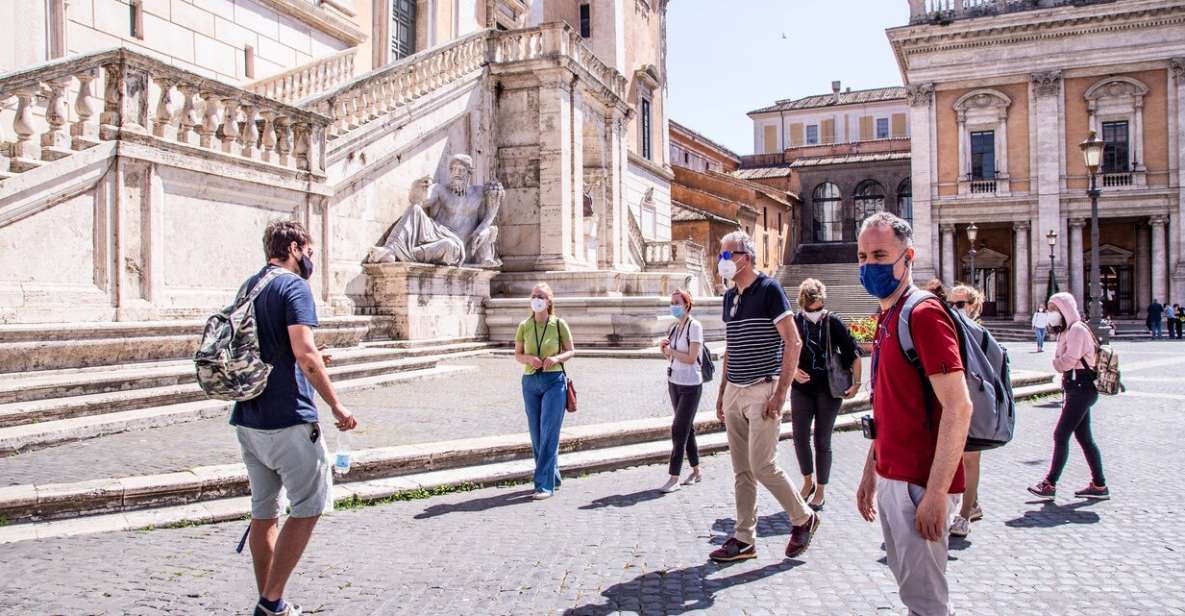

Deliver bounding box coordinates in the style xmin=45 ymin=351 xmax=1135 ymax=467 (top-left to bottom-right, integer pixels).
xmin=776 ymin=263 xmax=880 ymax=321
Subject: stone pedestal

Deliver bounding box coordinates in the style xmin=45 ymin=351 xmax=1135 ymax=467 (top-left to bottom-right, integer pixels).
xmin=491 ymin=270 xmax=694 ymax=299
xmin=485 ymin=295 xmax=724 ymax=348
xmin=359 ymin=263 xmax=497 ymax=341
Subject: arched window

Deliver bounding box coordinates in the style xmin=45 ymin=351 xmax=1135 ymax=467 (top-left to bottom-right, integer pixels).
xmin=812 ymin=182 xmax=842 ymax=242
xmin=854 ymin=180 xmax=885 ymax=231
xmin=896 ymin=179 xmax=912 ymax=225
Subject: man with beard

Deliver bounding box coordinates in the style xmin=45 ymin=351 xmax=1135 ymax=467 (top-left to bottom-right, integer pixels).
xmin=369 ymin=154 xmax=505 ymax=268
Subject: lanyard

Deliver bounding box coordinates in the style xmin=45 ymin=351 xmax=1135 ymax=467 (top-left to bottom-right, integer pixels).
xmin=532 ymin=317 xmax=551 ymax=359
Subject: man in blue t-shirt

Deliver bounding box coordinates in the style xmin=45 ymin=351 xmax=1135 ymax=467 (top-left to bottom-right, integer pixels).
xmin=709 ymin=230 xmax=819 ymax=564
xmin=233 ymin=220 xmax=357 ymax=616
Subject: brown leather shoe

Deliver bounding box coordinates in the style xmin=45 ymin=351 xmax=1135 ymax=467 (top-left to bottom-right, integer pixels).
xmin=786 ymin=513 xmax=820 ymax=558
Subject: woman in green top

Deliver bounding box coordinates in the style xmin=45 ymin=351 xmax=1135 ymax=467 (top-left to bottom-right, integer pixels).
xmin=514 ymin=283 xmax=576 ymax=500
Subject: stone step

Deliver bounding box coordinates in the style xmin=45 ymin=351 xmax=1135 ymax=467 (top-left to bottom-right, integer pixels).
xmin=0 ymin=355 xmax=440 ymax=429
xmin=0 ymin=341 xmax=496 ymax=405
xmin=0 ymin=364 xmax=471 ymax=456
xmin=0 ymin=370 xmax=1058 ymax=526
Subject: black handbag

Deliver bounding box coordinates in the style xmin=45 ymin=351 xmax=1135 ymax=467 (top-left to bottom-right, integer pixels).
xmin=823 ymin=312 xmax=854 ymax=399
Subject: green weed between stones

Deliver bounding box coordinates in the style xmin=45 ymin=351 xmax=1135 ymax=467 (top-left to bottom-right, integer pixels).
xmin=334 ymin=481 xmax=486 ymax=511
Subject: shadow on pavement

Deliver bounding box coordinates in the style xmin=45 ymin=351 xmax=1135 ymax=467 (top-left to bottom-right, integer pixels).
xmin=562 ymin=560 xmax=802 ymax=616
xmin=708 ymin=513 xmax=791 ymax=545
xmin=579 ymin=489 xmax=666 ymax=510
xmin=1004 ymin=500 xmax=1101 ymax=528
xmin=413 ymin=490 xmax=535 ymax=519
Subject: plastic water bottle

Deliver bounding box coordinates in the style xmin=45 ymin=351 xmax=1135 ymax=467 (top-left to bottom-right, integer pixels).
xmin=334 ymin=431 xmax=352 ymax=475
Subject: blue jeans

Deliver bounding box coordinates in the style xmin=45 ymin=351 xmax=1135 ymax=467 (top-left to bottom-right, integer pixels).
xmin=522 ymin=371 xmax=567 ymax=493
xmin=1151 ymin=321 xmax=1163 ymax=339
xmin=1035 ymin=328 xmax=1046 ymax=351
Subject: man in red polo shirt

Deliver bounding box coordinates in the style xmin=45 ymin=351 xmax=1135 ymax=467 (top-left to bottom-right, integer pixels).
xmin=854 ymin=213 xmax=972 ymax=616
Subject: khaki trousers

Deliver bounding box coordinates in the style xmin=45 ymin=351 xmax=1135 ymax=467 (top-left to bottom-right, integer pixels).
xmin=723 ymin=380 xmax=811 ymax=544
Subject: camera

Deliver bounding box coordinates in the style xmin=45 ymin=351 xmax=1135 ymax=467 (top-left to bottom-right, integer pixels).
xmin=860 ymin=415 xmax=876 ymax=440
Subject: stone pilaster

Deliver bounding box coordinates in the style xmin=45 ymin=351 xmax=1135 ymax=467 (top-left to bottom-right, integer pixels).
xmin=940 ymin=223 xmax=956 ymax=286
xmin=1013 ymin=220 xmax=1030 ymax=319
xmin=1150 ymin=215 xmax=1168 ymax=304
xmin=536 ymin=71 xmax=577 ymax=269
xmin=1032 ymin=71 xmax=1064 ymax=303
xmin=907 ymin=82 xmax=937 ymax=282
xmin=1069 ymin=218 xmax=1085 ymax=304
xmin=1171 ymin=58 xmax=1185 ymax=303
xmin=1136 ymin=223 xmax=1150 ymax=318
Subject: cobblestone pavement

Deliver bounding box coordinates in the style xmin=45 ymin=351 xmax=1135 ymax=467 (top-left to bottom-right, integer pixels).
xmin=1 ymin=342 xmax=1183 ymax=615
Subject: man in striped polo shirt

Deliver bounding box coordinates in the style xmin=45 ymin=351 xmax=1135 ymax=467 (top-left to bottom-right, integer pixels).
xmin=709 ymin=231 xmax=820 ymax=563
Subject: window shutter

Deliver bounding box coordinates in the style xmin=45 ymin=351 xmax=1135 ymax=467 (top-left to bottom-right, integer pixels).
xmin=859 ymin=116 xmax=874 ymax=141
xmin=763 ymin=125 xmax=779 ymax=153
xmin=821 ymin=119 xmax=836 ymax=144
xmin=789 ymin=123 xmax=804 ymax=146
xmin=891 ymin=113 xmax=907 ymax=138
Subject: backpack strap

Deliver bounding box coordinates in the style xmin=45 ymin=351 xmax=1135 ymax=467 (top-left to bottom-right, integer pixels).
xmin=234 ymin=267 xmax=295 ymax=312
xmin=896 ymin=289 xmax=967 ymax=432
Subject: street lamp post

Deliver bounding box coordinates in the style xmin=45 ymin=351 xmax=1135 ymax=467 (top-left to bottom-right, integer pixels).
xmin=1045 ymin=229 xmax=1059 ymax=303
xmin=1079 ymin=130 xmax=1106 ymax=340
xmin=966 ymin=222 xmax=979 ymax=290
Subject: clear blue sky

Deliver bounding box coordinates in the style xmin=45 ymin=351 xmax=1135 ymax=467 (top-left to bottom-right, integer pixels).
xmin=668 ymin=0 xmax=910 ymax=155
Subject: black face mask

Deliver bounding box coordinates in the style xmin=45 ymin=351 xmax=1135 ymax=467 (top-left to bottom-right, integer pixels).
xmin=298 ymin=254 xmax=314 ymax=280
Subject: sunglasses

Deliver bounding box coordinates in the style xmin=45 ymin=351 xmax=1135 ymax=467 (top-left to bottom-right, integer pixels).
xmin=718 ymin=250 xmax=748 ymax=261
xmin=949 ymin=300 xmax=968 ymax=309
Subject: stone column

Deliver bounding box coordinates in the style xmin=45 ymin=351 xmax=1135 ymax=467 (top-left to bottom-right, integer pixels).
xmin=1013 ymin=221 xmax=1030 ymax=320
xmin=1069 ymin=218 xmax=1085 ymax=305
xmin=907 ymin=83 xmax=937 ymax=282
xmin=1032 ymin=71 xmax=1064 ymax=299
xmin=536 ymin=71 xmax=576 ymax=268
xmin=1171 ymin=58 xmax=1185 ymax=304
xmin=1151 ymin=216 xmax=1168 ymax=305
xmin=1136 ymin=224 xmax=1151 ymax=318
xmin=940 ymin=224 xmax=956 ymax=286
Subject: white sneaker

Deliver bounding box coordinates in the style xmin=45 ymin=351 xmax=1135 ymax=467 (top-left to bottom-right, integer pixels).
xmin=660 ymin=477 xmax=681 ymax=493
xmin=532 ymin=490 xmax=553 ymax=501
xmin=950 ymin=515 xmax=970 ymax=537
xmin=681 ymin=471 xmax=702 ymax=486
xmin=968 ymin=503 xmax=984 ymax=522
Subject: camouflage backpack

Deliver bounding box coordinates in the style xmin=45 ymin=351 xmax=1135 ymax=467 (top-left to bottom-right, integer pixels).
xmin=194 ymin=268 xmax=295 ymax=401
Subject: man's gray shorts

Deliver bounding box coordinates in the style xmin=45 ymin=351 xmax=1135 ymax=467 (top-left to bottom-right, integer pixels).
xmin=236 ymin=423 xmax=333 ymax=519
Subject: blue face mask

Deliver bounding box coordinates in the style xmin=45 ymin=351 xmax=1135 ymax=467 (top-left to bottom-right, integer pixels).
xmin=859 ymin=250 xmax=909 ymax=299
xmin=670 ymin=305 xmax=685 ymax=319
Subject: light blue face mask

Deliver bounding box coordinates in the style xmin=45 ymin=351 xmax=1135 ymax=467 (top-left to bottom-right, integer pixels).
xmin=670 ymin=305 xmax=685 ymax=319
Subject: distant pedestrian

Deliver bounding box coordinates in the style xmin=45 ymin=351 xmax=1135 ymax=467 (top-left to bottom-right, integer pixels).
xmin=709 ymin=230 xmax=819 ymax=563
xmin=1147 ymin=299 xmax=1165 ymax=339
xmin=1170 ymin=304 xmax=1184 ymax=340
xmin=1028 ymin=292 xmax=1109 ymax=502
xmin=658 ymin=289 xmax=704 ymax=493
xmin=923 ymin=278 xmax=949 ymax=302
xmin=855 ymin=213 xmax=972 ymax=616
xmin=948 ymin=284 xmax=985 ymax=540
xmin=514 ymin=283 xmax=576 ymax=500
xmin=1032 ymin=304 xmax=1050 ymax=352
xmin=791 ymin=278 xmax=861 ymax=513
xmin=233 ymin=220 xmax=358 ymax=616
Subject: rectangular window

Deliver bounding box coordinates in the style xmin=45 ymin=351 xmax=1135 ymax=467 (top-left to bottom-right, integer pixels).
xmin=806 ymin=125 xmax=819 ymax=145
xmin=789 ymin=123 xmax=803 ymax=146
xmin=391 ymin=0 xmax=417 ymax=60
xmin=1101 ymin=121 xmax=1130 ymax=174
xmin=763 ymin=125 xmax=778 ymax=153
xmin=970 ymin=130 xmax=996 ymax=180
xmin=640 ymin=98 xmax=652 ymax=160
xmin=876 ymin=118 xmax=890 ymax=139
xmin=859 ymin=116 xmax=874 ymax=141
xmin=579 ymin=3 xmax=591 ymax=38
xmin=129 ymin=0 xmax=144 ymax=39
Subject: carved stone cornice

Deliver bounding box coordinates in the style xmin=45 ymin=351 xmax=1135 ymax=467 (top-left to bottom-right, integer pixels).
xmin=906 ymin=82 xmax=934 ymax=107
xmin=1012 ymin=220 xmax=1030 ymax=232
xmin=1069 ymin=218 xmax=1087 ymax=229
xmin=1031 ymin=71 xmax=1062 ymax=97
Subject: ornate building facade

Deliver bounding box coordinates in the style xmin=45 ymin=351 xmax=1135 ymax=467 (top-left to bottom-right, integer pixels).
xmin=889 ymin=0 xmax=1185 ymax=318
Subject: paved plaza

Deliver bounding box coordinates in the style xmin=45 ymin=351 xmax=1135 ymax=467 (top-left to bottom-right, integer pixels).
xmin=0 ymin=341 xmax=1182 ymax=615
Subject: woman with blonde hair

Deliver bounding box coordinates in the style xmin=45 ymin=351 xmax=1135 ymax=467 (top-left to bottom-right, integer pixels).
xmin=514 ymin=283 xmax=576 ymax=500
xmin=790 ymin=278 xmax=861 ymax=511
xmin=657 ymin=289 xmax=705 ymax=493
xmin=947 ymin=283 xmax=986 ymax=538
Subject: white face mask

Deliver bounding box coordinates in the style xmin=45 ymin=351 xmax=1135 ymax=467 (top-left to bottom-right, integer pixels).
xmin=718 ymin=259 xmax=737 ymax=280
xmin=803 ymin=309 xmax=824 ymax=323
xmin=1046 ymin=311 xmax=1063 ymax=327
xmin=530 ymin=297 xmax=549 ymax=314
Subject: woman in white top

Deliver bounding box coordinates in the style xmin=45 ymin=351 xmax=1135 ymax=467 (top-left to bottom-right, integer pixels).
xmin=1032 ymin=303 xmax=1050 ymax=352
xmin=658 ymin=289 xmax=704 ymax=493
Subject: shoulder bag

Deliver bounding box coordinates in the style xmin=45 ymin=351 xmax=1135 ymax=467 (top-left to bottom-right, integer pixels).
xmin=824 ymin=312 xmax=854 ymax=399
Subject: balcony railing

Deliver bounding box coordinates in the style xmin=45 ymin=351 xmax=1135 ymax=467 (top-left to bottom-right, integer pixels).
xmin=968 ymin=175 xmax=998 ymax=194
xmin=245 ymin=48 xmax=356 ymax=105
xmin=908 ymin=0 xmax=1118 ymax=24
xmin=1101 ymin=172 xmax=1133 ymax=187
xmin=0 ymin=48 xmax=331 ymax=180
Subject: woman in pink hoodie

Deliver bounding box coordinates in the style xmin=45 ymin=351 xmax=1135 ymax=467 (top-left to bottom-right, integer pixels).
xmin=1027 ymin=292 xmax=1110 ymax=501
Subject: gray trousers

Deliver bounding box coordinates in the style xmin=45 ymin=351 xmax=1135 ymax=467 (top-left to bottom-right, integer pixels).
xmin=877 ymin=476 xmax=958 ymax=616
